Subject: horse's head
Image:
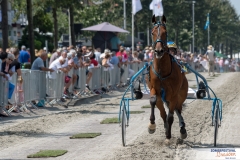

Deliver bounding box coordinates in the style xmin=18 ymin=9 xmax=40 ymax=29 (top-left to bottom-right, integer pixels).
xmin=151 ymin=15 xmax=168 ymax=59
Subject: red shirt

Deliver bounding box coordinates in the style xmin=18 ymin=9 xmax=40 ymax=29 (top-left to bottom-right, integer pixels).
xmin=90 ymin=59 xmax=98 ymax=66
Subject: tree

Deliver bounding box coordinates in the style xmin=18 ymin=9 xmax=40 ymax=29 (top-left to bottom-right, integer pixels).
xmin=26 ymin=0 xmax=35 ymax=63
xmin=1 ymin=0 xmax=9 ymax=51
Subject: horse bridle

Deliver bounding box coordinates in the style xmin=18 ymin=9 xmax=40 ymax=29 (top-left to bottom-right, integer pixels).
xmin=150 ymin=22 xmax=172 ymax=81
xmin=151 ymin=22 xmax=168 ymax=53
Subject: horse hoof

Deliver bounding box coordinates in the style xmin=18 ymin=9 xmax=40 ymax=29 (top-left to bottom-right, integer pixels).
xmin=180 ymin=128 xmax=187 ymax=139
xmin=164 ymin=139 xmax=171 ymax=145
xmin=148 ymin=128 xmax=156 ymax=134
xmin=181 ymin=132 xmax=187 ymax=139
xmin=148 ymin=123 xmax=156 ymax=134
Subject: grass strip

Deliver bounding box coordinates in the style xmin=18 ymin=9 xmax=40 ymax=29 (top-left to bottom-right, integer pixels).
xmin=100 ymin=118 xmax=118 ymax=124
xmin=70 ymin=133 xmax=101 ymax=139
xmin=27 ymin=150 xmax=67 ymax=158
xmin=130 ymin=111 xmax=145 ymax=114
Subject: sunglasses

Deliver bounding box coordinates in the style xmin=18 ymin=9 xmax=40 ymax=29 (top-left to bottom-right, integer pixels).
xmin=8 ymin=58 xmax=13 ymax=61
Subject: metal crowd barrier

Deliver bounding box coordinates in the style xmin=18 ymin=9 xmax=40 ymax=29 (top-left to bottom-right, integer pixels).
xmin=76 ymin=67 xmax=87 ymax=95
xmin=89 ymin=67 xmax=102 ymax=92
xmin=30 ymin=70 xmax=40 ymax=104
xmin=121 ymin=64 xmax=129 ymax=85
xmin=131 ymin=62 xmax=139 ymax=73
xmin=39 ymin=71 xmax=47 ymax=106
xmin=0 ymin=76 xmax=9 ymax=116
xmin=68 ymin=68 xmax=74 ymax=93
xmin=21 ymin=69 xmax=38 ymax=109
xmin=101 ymin=67 xmax=110 ymax=90
xmin=109 ymin=65 xmax=119 ymax=88
xmin=46 ymin=70 xmax=65 ymax=106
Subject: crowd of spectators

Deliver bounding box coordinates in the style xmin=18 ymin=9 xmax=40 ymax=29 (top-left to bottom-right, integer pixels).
xmin=0 ymin=44 xmax=239 ymax=117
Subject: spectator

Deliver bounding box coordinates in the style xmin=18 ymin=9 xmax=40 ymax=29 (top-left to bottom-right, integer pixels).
xmin=49 ymin=56 xmax=71 ymax=97
xmin=67 ymin=50 xmax=78 ymax=90
xmin=219 ymin=57 xmax=224 ymax=73
xmin=9 ymin=48 xmax=22 ymax=77
xmin=205 ymin=45 xmax=215 ymax=76
xmin=19 ymin=45 xmax=30 ymax=64
xmin=149 ymin=50 xmax=154 ymax=60
xmin=143 ymin=49 xmax=150 ymax=62
xmin=1 ymin=53 xmax=15 ymax=107
xmin=49 ymin=48 xmax=62 ymax=65
xmin=102 ymin=53 xmax=113 ymax=71
xmin=73 ymin=52 xmax=82 ymax=89
xmin=110 ymin=32 xmax=121 ymax=52
xmin=94 ymin=48 xmax=101 ymax=64
xmin=31 ymin=50 xmax=54 ymax=72
xmin=109 ymin=51 xmax=119 ymax=66
xmin=224 ymin=58 xmax=229 ymax=72
xmin=132 ymin=51 xmax=141 ymax=63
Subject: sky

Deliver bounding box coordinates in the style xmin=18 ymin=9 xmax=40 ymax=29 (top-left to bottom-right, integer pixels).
xmin=229 ymin=0 xmax=240 ymax=16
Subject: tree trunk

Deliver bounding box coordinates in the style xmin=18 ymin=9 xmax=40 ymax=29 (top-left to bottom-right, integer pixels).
xmin=69 ymin=5 xmax=75 ymax=46
xmin=230 ymin=42 xmax=232 ymax=59
xmin=1 ymin=0 xmax=9 ymax=51
xmin=175 ymin=28 xmax=179 ymax=47
xmin=27 ymin=0 xmax=35 ymax=63
xmin=225 ymin=39 xmax=228 ymax=56
xmin=52 ymin=6 xmax=58 ymax=49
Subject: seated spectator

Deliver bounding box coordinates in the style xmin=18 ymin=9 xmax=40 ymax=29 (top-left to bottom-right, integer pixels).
xmin=31 ymin=50 xmax=54 ymax=72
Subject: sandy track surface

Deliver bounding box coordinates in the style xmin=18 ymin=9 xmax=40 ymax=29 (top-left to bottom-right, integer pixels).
xmin=0 ymin=72 xmax=239 ymax=160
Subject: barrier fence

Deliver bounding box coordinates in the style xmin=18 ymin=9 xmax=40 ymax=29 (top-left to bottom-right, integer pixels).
xmin=1 ymin=61 xmax=236 ymax=117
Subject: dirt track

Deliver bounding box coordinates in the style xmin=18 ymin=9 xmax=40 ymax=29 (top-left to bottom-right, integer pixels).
xmin=0 ymin=72 xmax=239 ymax=160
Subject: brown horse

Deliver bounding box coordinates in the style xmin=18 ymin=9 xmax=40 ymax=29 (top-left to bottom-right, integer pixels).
xmin=146 ymin=15 xmax=188 ymax=143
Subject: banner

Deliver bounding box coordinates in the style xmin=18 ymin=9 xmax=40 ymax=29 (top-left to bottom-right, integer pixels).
xmin=149 ymin=0 xmax=163 ymax=17
xmin=204 ymin=13 xmax=210 ymax=30
xmin=132 ymin=0 xmax=142 ymax=15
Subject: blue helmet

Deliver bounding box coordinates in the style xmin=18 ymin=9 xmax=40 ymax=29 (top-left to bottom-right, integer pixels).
xmin=167 ymin=41 xmax=177 ymax=49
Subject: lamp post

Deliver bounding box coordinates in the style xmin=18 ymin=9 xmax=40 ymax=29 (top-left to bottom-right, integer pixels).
xmin=185 ymin=1 xmax=196 ymax=53
xmin=123 ymin=0 xmax=126 ymax=29
xmin=192 ymin=1 xmax=195 ymax=53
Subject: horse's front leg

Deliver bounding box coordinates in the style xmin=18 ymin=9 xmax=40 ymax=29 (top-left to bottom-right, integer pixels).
xmin=148 ymin=88 xmax=157 ymax=134
xmin=165 ymin=100 xmax=177 ymax=140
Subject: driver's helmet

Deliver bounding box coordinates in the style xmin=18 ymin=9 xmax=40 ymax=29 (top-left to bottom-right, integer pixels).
xmin=167 ymin=41 xmax=177 ymax=49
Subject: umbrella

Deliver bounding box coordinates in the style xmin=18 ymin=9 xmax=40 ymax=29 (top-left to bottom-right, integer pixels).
xmin=81 ymin=22 xmax=129 ymax=51
xmin=215 ymin=51 xmax=228 ymax=58
xmin=124 ymin=35 xmax=144 ymax=47
xmin=92 ymin=31 xmax=115 ymax=52
xmin=81 ymin=22 xmax=129 ymax=33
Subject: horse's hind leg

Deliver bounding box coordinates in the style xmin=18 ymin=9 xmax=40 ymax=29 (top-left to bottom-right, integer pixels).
xmin=148 ymin=88 xmax=157 ymax=134
xmin=175 ymin=109 xmax=187 ymax=139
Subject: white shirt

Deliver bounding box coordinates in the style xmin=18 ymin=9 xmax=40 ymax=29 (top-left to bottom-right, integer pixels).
xmin=48 ymin=59 xmax=63 ymax=79
xmin=94 ymin=51 xmax=101 ymax=63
